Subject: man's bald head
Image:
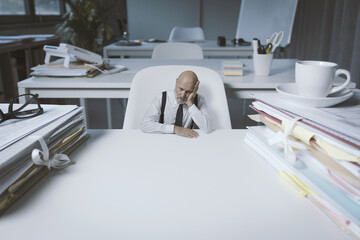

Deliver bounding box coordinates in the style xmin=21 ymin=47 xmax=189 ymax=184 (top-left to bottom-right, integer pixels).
xmin=177 ymin=70 xmax=198 ymax=85
xmin=175 ymin=70 xmax=199 ymax=104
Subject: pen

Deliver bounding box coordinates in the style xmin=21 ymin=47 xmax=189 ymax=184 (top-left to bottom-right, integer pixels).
xmin=252 ymin=38 xmax=258 ymax=54
xmin=266 ymin=43 xmax=273 ymax=54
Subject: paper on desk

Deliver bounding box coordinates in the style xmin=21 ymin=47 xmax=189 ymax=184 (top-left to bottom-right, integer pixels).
xmin=0 ymin=104 xmax=78 ymax=151
xmin=251 ymin=89 xmax=360 ymax=143
xmin=252 ymin=100 xmax=360 ymax=159
xmin=31 ymin=61 xmax=98 ymax=76
xmin=0 ymin=128 xmax=89 ymax=214
xmin=245 ymin=126 xmax=360 ymax=228
xmin=0 ymin=107 xmax=85 ymax=195
xmin=0 ymin=35 xmax=34 ymax=42
xmin=0 ymin=40 xmax=17 ymax=46
xmin=0 ymin=125 xmax=87 ymax=197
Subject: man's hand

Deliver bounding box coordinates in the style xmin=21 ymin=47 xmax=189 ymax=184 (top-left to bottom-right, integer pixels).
xmin=174 ymin=126 xmax=199 ymax=138
xmin=186 ymin=81 xmax=200 ymax=107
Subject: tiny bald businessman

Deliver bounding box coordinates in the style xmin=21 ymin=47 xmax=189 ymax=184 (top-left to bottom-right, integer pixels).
xmin=141 ymin=70 xmax=212 ymax=138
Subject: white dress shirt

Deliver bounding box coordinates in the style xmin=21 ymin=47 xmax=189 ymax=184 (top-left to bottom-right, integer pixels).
xmin=141 ymin=90 xmax=212 ymax=134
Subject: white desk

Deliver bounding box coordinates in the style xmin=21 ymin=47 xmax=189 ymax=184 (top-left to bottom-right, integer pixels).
xmin=18 ymin=59 xmax=298 ymax=98
xmin=103 ymin=40 xmax=253 ymax=58
xmin=0 ymin=129 xmax=350 ymax=240
xmin=18 ymin=59 xmax=356 ymax=129
xmin=18 ymin=59 xmax=298 ymax=128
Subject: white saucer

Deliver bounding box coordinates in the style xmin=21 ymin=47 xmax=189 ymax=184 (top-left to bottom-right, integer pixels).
xmin=276 ymin=83 xmax=353 ymax=108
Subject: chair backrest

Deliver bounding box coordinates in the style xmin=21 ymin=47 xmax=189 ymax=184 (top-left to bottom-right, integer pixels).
xmin=151 ymin=42 xmax=204 ymax=59
xmin=123 ymin=65 xmax=231 ymax=130
xmin=235 ymin=0 xmax=298 ymax=47
xmin=168 ymin=26 xmax=205 ymax=42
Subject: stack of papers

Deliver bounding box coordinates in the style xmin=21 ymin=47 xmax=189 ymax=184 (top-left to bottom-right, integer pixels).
xmin=244 ymin=89 xmax=360 ymax=238
xmin=222 ymin=60 xmax=243 ymax=76
xmin=0 ymin=40 xmax=17 ymax=47
xmin=0 ymin=35 xmax=35 ymax=43
xmin=0 ymin=34 xmax=56 ymax=46
xmin=0 ymin=104 xmax=89 ymax=214
xmin=31 ymin=61 xmax=100 ymax=77
xmin=0 ymin=34 xmax=55 ymax=41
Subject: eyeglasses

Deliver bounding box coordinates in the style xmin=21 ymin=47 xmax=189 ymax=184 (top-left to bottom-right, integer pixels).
xmin=0 ymin=94 xmax=43 ymax=124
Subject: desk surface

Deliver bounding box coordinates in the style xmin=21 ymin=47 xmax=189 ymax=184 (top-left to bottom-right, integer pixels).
xmin=18 ymin=58 xmax=356 ymax=100
xmin=0 ymin=130 xmax=349 ymax=240
xmin=103 ymin=40 xmax=253 ymax=58
xmin=18 ymin=59 xmax=297 ymax=89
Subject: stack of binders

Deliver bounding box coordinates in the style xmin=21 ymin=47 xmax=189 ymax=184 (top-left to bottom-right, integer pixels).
xmin=0 ymin=104 xmax=89 ymax=214
xmin=244 ymin=89 xmax=360 ymax=239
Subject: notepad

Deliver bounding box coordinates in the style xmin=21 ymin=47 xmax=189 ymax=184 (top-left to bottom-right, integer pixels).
xmin=222 ymin=60 xmax=243 ymax=76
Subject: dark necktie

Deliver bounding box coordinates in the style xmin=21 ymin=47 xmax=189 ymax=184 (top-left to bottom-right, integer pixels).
xmin=175 ymin=104 xmax=183 ymax=126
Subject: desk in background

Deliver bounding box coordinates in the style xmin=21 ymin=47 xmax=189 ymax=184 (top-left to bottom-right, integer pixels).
xmin=18 ymin=59 xmax=356 ymax=129
xmin=103 ymin=40 xmax=253 ymax=58
xmin=18 ymin=59 xmax=297 ymax=128
xmin=0 ymin=129 xmax=350 ymax=240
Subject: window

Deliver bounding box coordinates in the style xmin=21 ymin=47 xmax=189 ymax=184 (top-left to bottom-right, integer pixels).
xmin=34 ymin=0 xmax=61 ymax=15
xmin=0 ymin=0 xmax=25 ymax=15
xmin=0 ymin=0 xmax=66 ymax=25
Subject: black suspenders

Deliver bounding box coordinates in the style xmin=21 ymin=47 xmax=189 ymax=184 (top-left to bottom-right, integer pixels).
xmin=159 ymin=91 xmax=167 ymax=124
xmin=159 ymin=91 xmax=198 ymax=129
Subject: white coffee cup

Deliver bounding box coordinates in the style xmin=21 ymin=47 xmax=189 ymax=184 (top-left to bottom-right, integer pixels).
xmin=253 ymin=53 xmax=273 ymax=76
xmin=295 ymin=61 xmax=351 ymax=97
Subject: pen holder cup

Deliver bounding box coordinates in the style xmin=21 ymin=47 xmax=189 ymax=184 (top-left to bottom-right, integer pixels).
xmin=253 ymin=53 xmax=273 ymax=76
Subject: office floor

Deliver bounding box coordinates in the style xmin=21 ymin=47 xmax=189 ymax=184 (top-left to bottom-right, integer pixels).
xmin=50 ymin=98 xmax=258 ymax=129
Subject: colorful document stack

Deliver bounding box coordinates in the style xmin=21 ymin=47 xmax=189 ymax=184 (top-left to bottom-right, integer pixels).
xmin=222 ymin=60 xmax=243 ymax=76
xmin=0 ymin=104 xmax=89 ymax=214
xmin=244 ymin=89 xmax=360 ymax=239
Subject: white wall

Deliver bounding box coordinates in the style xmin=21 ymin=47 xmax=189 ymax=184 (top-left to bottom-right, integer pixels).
xmin=202 ymin=0 xmax=241 ymax=41
xmin=127 ymin=0 xmax=242 ymax=41
xmin=127 ymin=0 xmax=201 ymax=40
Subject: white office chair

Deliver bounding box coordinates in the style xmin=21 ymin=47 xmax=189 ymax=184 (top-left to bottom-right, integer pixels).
xmin=168 ymin=26 xmax=205 ymax=42
xmin=151 ymin=42 xmax=204 ymax=59
xmin=123 ymin=65 xmax=231 ymax=130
